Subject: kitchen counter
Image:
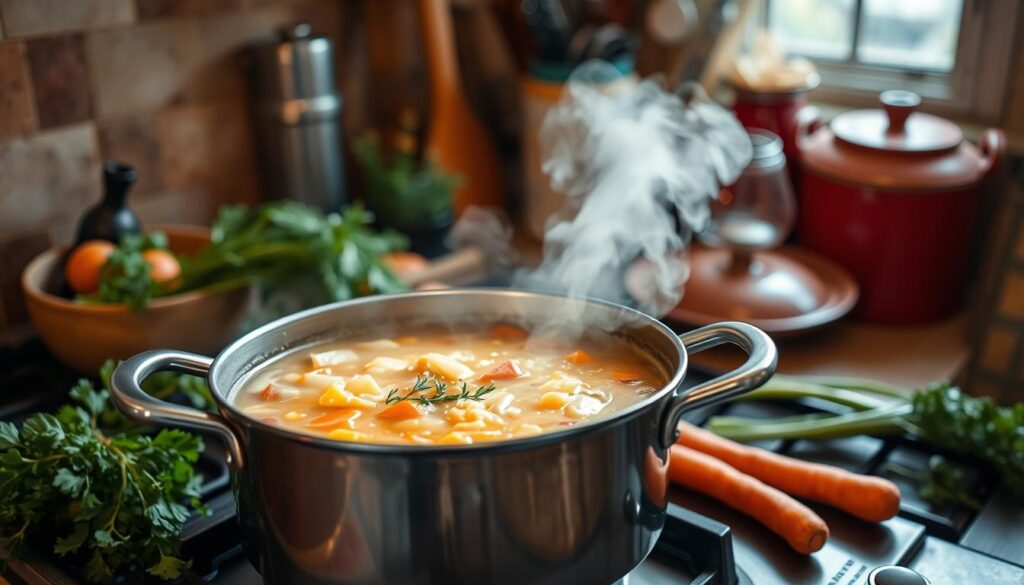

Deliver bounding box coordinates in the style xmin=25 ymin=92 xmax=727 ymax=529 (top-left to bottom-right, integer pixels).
xmin=686 ymin=312 xmax=969 ymax=390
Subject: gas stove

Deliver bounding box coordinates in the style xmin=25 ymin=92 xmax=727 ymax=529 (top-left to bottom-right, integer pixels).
xmin=2 ymin=339 xmax=1023 ymax=585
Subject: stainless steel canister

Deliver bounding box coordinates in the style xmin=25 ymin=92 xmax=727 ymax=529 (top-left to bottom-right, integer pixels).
xmin=251 ymin=23 xmax=345 ymax=212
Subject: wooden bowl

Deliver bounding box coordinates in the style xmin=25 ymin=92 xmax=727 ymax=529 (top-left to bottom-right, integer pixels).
xmin=21 ymin=225 xmax=256 ymax=374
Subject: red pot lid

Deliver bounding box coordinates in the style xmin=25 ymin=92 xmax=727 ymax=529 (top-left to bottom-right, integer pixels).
xmin=831 ymin=90 xmax=963 ymax=152
xmin=799 ymin=91 xmax=990 ymax=191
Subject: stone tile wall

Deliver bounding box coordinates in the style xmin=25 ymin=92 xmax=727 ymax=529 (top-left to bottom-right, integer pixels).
xmin=0 ymin=0 xmax=343 ymax=335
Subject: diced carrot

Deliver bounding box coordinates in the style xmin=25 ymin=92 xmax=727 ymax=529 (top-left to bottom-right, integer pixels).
xmin=306 ymin=409 xmax=361 ymax=429
xmin=490 ymin=324 xmax=529 ymax=340
xmin=612 ymin=370 xmax=642 ymax=383
xmin=260 ymin=384 xmax=280 ymax=401
xmin=377 ymin=401 xmax=423 ymax=421
xmin=565 ymin=350 xmax=592 ymax=364
xmin=260 ymin=417 xmax=277 ymax=425
xmin=479 ymin=359 xmax=524 ymax=383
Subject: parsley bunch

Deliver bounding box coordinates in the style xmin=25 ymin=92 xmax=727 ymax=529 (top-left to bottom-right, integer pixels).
xmin=83 ymin=232 xmax=170 ymax=311
xmin=0 ymin=373 xmax=206 ymax=582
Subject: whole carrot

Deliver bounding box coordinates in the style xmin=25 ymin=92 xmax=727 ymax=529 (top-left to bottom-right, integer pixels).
xmin=677 ymin=422 xmax=900 ymax=522
xmin=669 ymin=445 xmax=829 ymax=554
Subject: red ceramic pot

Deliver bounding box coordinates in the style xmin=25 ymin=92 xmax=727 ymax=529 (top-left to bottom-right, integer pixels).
xmin=794 ymin=91 xmax=1004 ymax=325
xmin=732 ymin=77 xmax=819 ymax=190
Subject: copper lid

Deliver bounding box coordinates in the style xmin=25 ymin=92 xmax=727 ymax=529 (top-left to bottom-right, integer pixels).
xmin=799 ymin=91 xmax=991 ymax=191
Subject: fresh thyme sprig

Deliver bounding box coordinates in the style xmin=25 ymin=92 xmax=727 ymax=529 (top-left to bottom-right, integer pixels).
xmin=385 ymin=375 xmax=496 ymax=406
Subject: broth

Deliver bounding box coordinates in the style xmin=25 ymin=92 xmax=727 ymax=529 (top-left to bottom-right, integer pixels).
xmin=233 ymin=324 xmax=666 ymax=446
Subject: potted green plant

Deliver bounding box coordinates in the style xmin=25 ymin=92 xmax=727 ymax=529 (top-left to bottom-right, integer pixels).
xmin=354 ymin=116 xmax=460 ymax=258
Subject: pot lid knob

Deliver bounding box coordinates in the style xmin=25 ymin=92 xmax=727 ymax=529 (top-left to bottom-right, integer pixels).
xmin=881 ymin=90 xmax=921 ymax=135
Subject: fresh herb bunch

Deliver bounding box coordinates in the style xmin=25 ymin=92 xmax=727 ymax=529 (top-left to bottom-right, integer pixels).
xmin=386 ymin=375 xmax=497 ymax=406
xmin=354 ymin=133 xmax=460 ymax=227
xmin=0 ymin=371 xmax=206 ymax=583
xmin=178 ymin=201 xmax=408 ymax=304
xmin=705 ymin=377 xmax=1024 ymax=506
xmin=81 ymin=232 xmax=169 ymax=311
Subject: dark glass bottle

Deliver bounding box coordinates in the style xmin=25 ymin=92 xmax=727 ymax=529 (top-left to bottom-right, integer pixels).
xmin=73 ymin=161 xmax=142 ymax=245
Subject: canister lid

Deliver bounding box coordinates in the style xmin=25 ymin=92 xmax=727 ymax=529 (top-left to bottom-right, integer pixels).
xmin=798 ymin=91 xmax=992 ymax=191
xmin=252 ymin=23 xmax=338 ymax=103
xmin=831 ymin=91 xmax=962 ymax=153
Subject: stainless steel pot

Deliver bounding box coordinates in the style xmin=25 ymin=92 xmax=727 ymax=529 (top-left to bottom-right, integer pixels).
xmin=109 ymin=290 xmax=776 ymax=585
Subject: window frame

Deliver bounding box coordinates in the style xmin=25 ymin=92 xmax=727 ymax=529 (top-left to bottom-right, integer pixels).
xmin=758 ymin=0 xmax=1020 ymax=123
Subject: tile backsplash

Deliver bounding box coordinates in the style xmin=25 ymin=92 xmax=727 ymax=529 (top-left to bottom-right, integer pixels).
xmin=0 ymin=0 xmax=343 ymax=335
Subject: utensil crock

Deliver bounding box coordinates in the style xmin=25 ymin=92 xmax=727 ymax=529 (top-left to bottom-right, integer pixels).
xmin=109 ymin=290 xmax=776 ymax=584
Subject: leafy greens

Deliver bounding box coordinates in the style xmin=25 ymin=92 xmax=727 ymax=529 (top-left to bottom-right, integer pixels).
xmin=0 ymin=366 xmax=208 ymax=582
xmin=705 ymin=377 xmax=1024 ymax=507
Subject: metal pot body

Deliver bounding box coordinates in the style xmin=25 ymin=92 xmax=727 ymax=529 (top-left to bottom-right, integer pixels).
xmin=110 ymin=290 xmax=776 ymax=584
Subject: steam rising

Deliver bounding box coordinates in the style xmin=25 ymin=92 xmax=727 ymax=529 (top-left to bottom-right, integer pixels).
xmin=515 ymin=61 xmax=752 ymax=320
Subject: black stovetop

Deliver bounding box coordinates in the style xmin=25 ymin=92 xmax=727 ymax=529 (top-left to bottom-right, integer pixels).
xmin=2 ymin=339 xmax=1023 ymax=585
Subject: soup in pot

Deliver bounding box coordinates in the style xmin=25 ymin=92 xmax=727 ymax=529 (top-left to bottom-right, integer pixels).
xmin=233 ymin=325 xmax=666 ymax=446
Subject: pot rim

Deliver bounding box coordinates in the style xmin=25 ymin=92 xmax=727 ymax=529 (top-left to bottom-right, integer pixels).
xmin=209 ymin=288 xmax=689 ymax=456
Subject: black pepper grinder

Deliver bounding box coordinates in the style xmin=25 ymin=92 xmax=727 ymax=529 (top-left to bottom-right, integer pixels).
xmin=73 ymin=161 xmax=142 ymax=245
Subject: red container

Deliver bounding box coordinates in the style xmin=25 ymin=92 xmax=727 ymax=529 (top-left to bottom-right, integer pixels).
xmin=794 ymin=91 xmax=1004 ymax=325
xmin=732 ymin=79 xmax=819 ymax=189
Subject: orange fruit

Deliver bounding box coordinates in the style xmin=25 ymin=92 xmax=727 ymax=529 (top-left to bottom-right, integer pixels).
xmin=65 ymin=240 xmax=115 ymax=294
xmin=142 ymin=249 xmax=181 ymax=288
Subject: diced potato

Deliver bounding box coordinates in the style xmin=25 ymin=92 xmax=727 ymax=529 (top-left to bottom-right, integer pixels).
xmin=483 ymin=391 xmax=515 ymax=415
xmin=516 ymin=423 xmax=543 ymax=435
xmin=302 ymin=373 xmax=347 ymax=391
xmin=306 ymin=409 xmax=361 ymax=429
xmin=437 ymin=430 xmax=504 ymax=445
xmin=392 ymin=416 xmax=449 ymax=433
xmin=461 ymin=405 xmax=505 ymax=427
xmin=565 ymin=394 xmax=605 ymax=418
xmin=537 ymin=391 xmax=571 ymax=410
xmin=284 ymin=411 xmax=306 ymax=422
xmin=416 ymin=353 xmax=475 ymax=381
xmin=357 ymin=339 xmax=401 ymax=350
xmin=437 ymin=432 xmax=474 ymax=445
xmin=505 ymin=406 xmax=522 ymax=418
xmin=446 ymin=407 xmax=467 ymax=424
xmin=345 ymin=375 xmax=386 ymax=400
xmin=318 ymin=384 xmax=377 ymax=409
xmin=310 ymin=349 xmax=358 ymax=368
xmin=539 ymin=371 xmax=585 ymax=394
xmin=327 ymin=428 xmax=370 ymax=442
xmin=364 ymin=356 xmax=410 ymax=373
xmin=452 ymin=420 xmax=488 ymax=431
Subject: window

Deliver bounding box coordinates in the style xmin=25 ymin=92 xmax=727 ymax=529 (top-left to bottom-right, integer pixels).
xmin=758 ymin=0 xmax=1020 ymax=121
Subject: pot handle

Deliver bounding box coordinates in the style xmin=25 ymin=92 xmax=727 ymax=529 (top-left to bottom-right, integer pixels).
xmin=660 ymin=322 xmax=777 ymax=448
xmin=978 ymin=128 xmax=1005 ymax=179
xmin=110 ymin=350 xmax=245 ymax=469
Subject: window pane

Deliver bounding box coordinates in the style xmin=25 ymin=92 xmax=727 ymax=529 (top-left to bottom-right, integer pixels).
xmin=857 ymin=0 xmax=962 ymax=71
xmin=767 ymin=0 xmax=856 ymax=60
